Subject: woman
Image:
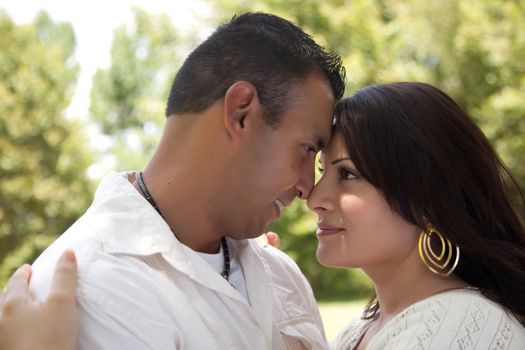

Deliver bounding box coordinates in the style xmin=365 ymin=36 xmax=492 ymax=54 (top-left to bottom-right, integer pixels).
xmin=308 ymin=82 xmax=525 ymax=349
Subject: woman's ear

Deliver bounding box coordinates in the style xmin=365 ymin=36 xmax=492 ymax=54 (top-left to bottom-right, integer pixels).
xmin=223 ymin=81 xmax=260 ymax=139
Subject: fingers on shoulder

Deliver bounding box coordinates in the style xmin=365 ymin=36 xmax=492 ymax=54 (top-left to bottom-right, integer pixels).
xmin=48 ymin=250 xmax=78 ymax=306
xmin=1 ymin=264 xmax=32 ymax=316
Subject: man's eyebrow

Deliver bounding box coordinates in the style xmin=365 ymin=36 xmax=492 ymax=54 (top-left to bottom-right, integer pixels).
xmin=331 ymin=157 xmax=351 ymax=165
xmin=314 ymin=135 xmax=327 ymax=150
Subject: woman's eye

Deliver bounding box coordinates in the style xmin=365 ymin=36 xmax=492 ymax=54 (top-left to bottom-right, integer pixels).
xmin=340 ymin=168 xmax=358 ymax=180
xmin=317 ymin=167 xmax=324 ymax=174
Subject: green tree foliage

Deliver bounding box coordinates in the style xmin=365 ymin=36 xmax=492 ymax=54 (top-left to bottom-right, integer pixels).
xmin=0 ymin=11 xmax=94 ymax=285
xmin=209 ymin=0 xmax=525 ymax=298
xmin=90 ymin=8 xmax=185 ymax=170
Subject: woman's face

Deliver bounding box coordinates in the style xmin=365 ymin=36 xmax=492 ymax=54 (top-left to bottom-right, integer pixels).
xmin=307 ymin=132 xmax=420 ymax=270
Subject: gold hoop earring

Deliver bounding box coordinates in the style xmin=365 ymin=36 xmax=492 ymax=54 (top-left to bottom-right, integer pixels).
xmin=418 ymin=224 xmax=460 ymax=277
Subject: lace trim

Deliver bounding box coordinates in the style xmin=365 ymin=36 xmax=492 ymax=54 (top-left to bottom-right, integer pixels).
xmin=489 ymin=316 xmax=514 ymax=350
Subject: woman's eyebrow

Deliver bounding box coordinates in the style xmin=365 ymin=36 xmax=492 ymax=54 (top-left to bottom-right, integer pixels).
xmin=331 ymin=157 xmax=351 ymax=165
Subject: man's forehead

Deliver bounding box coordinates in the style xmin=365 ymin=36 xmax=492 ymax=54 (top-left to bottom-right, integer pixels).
xmin=285 ymin=73 xmax=335 ymax=109
xmin=278 ymin=100 xmax=332 ymax=129
xmin=275 ymin=74 xmax=335 ymax=145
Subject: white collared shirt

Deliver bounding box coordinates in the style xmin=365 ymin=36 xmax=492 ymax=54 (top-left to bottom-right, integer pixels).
xmin=30 ymin=172 xmax=328 ymax=350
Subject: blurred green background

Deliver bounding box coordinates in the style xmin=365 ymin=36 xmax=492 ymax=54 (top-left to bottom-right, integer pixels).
xmin=1 ymin=1 xmax=524 ymax=333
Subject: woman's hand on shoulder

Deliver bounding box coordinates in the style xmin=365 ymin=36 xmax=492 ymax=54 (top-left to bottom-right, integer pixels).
xmin=0 ymin=250 xmax=78 ymax=350
xmin=255 ymin=231 xmax=281 ymax=248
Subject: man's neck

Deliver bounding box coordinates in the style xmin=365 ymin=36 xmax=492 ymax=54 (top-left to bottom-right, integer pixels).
xmin=129 ymin=171 xmax=222 ymax=254
xmin=135 ymin=107 xmax=231 ymax=254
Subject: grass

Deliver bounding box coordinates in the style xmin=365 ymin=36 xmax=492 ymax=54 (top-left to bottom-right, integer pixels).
xmin=318 ymin=299 xmax=367 ymax=341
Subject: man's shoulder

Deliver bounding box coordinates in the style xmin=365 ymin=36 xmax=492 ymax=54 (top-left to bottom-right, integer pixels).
xmin=246 ymin=240 xmax=315 ymax=303
xmin=32 ymin=232 xmax=174 ymax=322
xmin=77 ymin=253 xmax=173 ymax=321
xmin=73 ymin=252 xmax=183 ymax=349
xmin=30 ymin=214 xmax=99 ymax=301
xmin=249 ymin=240 xmax=304 ymax=277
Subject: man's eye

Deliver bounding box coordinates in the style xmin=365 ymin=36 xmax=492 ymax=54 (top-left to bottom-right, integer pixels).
xmin=305 ymin=145 xmax=317 ymax=154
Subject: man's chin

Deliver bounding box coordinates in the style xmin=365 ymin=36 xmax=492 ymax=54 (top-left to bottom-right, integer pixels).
xmin=233 ymin=227 xmax=268 ymax=241
xmin=224 ymin=220 xmax=271 ymax=241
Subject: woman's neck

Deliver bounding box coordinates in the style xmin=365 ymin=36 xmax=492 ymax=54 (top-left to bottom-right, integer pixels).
xmin=365 ymin=252 xmax=469 ymax=325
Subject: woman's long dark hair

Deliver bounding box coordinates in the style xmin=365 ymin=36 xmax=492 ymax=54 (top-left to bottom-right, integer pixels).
xmin=336 ymin=82 xmax=525 ymax=325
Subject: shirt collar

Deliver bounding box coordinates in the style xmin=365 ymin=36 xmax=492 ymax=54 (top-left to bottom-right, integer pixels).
xmin=89 ymin=171 xmax=178 ymax=256
xmin=88 ymin=172 xmax=265 ymax=303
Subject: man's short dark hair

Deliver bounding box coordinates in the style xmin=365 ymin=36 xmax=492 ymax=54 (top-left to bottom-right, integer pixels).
xmin=165 ymin=12 xmax=346 ymax=126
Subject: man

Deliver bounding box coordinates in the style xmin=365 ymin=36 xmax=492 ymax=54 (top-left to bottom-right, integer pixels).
xmin=27 ymin=12 xmax=345 ymax=349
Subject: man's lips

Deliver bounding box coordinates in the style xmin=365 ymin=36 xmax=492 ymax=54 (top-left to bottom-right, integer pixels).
xmin=273 ymin=199 xmax=285 ymax=219
xmin=316 ymin=222 xmax=345 ymax=237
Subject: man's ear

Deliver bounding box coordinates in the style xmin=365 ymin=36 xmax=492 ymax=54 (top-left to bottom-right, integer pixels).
xmin=223 ymin=81 xmax=260 ymax=140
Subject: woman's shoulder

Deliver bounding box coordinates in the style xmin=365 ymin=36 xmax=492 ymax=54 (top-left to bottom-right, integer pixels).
xmin=368 ymin=288 xmax=525 ymax=350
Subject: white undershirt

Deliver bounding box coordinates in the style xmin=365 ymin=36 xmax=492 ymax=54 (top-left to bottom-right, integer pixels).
xmin=196 ymin=244 xmax=249 ymax=302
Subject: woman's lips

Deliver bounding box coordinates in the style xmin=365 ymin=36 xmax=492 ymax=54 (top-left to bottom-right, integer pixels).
xmin=316 ymin=223 xmax=345 ymax=237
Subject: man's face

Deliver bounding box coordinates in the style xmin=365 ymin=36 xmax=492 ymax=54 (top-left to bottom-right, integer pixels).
xmin=223 ymin=72 xmax=335 ymax=240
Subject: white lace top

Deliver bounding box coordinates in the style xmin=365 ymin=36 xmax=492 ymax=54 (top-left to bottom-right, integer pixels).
xmin=331 ymin=289 xmax=525 ymax=350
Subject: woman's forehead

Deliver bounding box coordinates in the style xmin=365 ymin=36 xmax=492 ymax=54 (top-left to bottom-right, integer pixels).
xmin=321 ymin=132 xmax=349 ymax=162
